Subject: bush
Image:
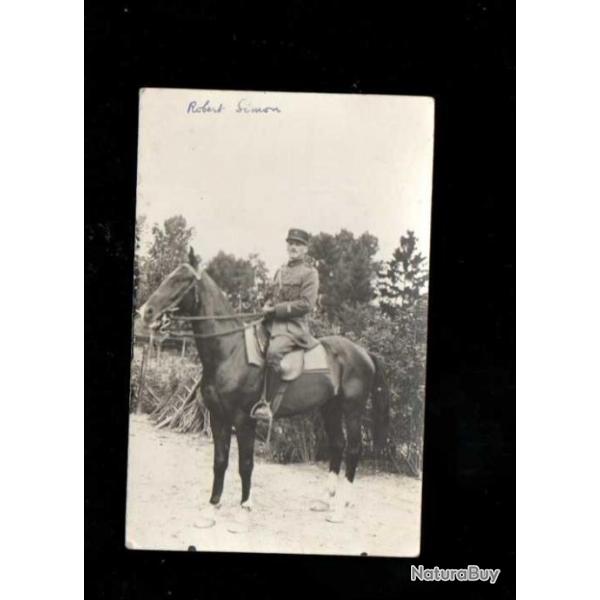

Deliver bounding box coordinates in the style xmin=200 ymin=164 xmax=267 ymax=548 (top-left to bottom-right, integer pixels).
xmin=336 ymin=302 xmax=427 ymax=476
xmin=255 ymin=412 xmax=328 ymax=464
xmin=130 ymin=344 xmax=202 ymax=414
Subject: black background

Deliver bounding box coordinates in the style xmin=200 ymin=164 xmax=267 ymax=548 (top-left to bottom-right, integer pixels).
xmin=86 ymin=1 xmax=515 ymax=598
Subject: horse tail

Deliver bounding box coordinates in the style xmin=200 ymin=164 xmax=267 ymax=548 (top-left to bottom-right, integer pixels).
xmin=368 ymin=352 xmax=390 ymax=455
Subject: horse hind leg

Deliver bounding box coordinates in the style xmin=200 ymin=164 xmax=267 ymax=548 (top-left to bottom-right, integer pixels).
xmin=326 ymin=410 xmax=362 ymax=524
xmin=311 ymin=401 xmax=345 ymax=512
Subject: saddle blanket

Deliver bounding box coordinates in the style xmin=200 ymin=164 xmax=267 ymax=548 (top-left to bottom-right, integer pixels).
xmin=244 ymin=324 xmax=329 ymax=381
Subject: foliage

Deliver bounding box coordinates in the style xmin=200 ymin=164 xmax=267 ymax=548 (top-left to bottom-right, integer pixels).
xmin=129 ymin=345 xmax=198 ymax=413
xmin=129 ymin=342 xmax=212 ymax=434
xmin=256 ymin=413 xmax=328 ymax=464
xmin=309 ymin=229 xmax=380 ymax=318
xmin=206 ymin=251 xmax=270 ymax=311
xmin=344 ymin=302 xmax=427 ymax=476
xmin=137 ymin=215 xmax=195 ymax=306
xmin=133 ymin=215 xmax=147 ymax=309
xmin=248 ymin=252 xmax=271 ymax=306
xmin=378 ymin=230 xmax=428 ymax=317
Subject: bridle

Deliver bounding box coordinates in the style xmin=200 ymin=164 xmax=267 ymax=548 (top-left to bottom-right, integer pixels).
xmin=152 ymin=267 xmax=264 ymax=339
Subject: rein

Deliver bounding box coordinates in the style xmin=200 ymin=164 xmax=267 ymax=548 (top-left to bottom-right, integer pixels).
xmin=170 ymin=312 xmax=263 ymax=321
xmin=155 ymin=272 xmax=265 ymax=339
xmin=161 ymin=318 xmax=264 ymax=340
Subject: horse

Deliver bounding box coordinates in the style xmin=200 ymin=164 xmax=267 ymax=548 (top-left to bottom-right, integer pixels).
xmin=138 ymin=247 xmax=391 ymax=528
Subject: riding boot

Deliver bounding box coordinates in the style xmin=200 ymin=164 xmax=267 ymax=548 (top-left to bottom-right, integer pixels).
xmin=270 ymin=375 xmax=289 ymax=416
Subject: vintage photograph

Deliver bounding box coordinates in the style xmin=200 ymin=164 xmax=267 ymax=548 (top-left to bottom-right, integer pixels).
xmin=126 ymin=88 xmax=434 ymax=557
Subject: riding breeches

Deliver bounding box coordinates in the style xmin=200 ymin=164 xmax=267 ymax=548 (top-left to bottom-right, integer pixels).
xmin=266 ymin=335 xmax=298 ymax=372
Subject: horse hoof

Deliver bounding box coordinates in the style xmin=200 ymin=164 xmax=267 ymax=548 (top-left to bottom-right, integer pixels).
xmin=227 ymin=507 xmax=251 ymax=534
xmin=227 ymin=521 xmax=250 ymax=534
xmin=194 ymin=505 xmax=219 ymax=529
xmin=194 ymin=516 xmax=216 ymax=529
xmin=325 ymin=512 xmax=345 ymax=524
xmin=309 ymin=499 xmax=330 ymax=512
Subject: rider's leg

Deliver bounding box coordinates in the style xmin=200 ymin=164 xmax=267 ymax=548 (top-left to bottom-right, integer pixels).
xmin=266 ymin=335 xmax=296 ymax=372
xmin=252 ymin=336 xmax=296 ymax=419
xmin=267 ymin=335 xmax=296 ymax=409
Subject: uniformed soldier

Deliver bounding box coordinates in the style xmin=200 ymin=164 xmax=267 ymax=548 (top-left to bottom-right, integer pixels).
xmin=251 ymin=228 xmax=320 ymax=420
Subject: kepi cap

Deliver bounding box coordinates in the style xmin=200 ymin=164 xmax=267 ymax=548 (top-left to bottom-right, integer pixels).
xmin=286 ymin=228 xmax=310 ymax=245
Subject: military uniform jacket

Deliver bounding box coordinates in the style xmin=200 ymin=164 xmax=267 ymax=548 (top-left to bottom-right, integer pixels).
xmin=265 ymin=257 xmax=319 ymax=349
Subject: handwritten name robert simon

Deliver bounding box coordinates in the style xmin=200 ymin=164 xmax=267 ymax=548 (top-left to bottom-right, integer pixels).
xmin=187 ymin=99 xmax=281 ymax=114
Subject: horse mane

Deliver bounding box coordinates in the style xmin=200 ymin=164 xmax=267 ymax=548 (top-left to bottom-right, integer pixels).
xmin=198 ymin=269 xmax=237 ymax=317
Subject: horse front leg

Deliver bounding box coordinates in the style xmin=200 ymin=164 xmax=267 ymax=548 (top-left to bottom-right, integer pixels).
xmin=237 ymin=415 xmax=257 ymax=508
xmin=195 ymin=409 xmax=232 ymax=529
xmin=226 ymin=411 xmax=256 ymax=534
xmin=209 ymin=410 xmax=232 ymax=505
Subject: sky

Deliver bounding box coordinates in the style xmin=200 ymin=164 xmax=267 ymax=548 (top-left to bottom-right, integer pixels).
xmin=136 ymin=88 xmax=434 ymax=275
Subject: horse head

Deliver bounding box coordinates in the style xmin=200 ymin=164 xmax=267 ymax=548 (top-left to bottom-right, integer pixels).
xmin=138 ymin=247 xmax=202 ymax=330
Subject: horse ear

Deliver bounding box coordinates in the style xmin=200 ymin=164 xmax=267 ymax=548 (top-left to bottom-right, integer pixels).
xmin=188 ymin=246 xmax=199 ymax=269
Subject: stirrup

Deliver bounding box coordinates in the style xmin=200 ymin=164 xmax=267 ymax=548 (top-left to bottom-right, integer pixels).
xmin=250 ymin=399 xmax=273 ymax=421
xmin=251 ymin=365 xmax=274 ymax=421
xmin=250 ymin=399 xmax=275 ymax=446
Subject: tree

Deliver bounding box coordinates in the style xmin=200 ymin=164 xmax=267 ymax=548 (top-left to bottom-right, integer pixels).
xmin=248 ymin=252 xmax=270 ymax=305
xmin=144 ymin=215 xmax=195 ymax=303
xmin=309 ymin=229 xmax=380 ymax=318
xmin=378 ymin=230 xmax=428 ymax=318
xmin=206 ymin=251 xmax=270 ymax=311
xmin=133 ymin=214 xmax=147 ymax=307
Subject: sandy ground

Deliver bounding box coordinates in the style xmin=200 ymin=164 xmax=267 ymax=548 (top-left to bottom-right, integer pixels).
xmin=125 ymin=414 xmax=422 ymax=557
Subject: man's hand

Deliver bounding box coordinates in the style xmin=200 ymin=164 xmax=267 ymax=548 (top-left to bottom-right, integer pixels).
xmin=262 ymin=301 xmax=275 ymax=316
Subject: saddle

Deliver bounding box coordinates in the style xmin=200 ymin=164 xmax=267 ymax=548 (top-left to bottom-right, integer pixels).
xmin=244 ymin=323 xmax=330 ymax=381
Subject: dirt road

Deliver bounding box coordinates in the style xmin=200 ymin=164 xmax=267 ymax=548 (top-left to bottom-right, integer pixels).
xmin=126 ymin=415 xmax=422 ymax=557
